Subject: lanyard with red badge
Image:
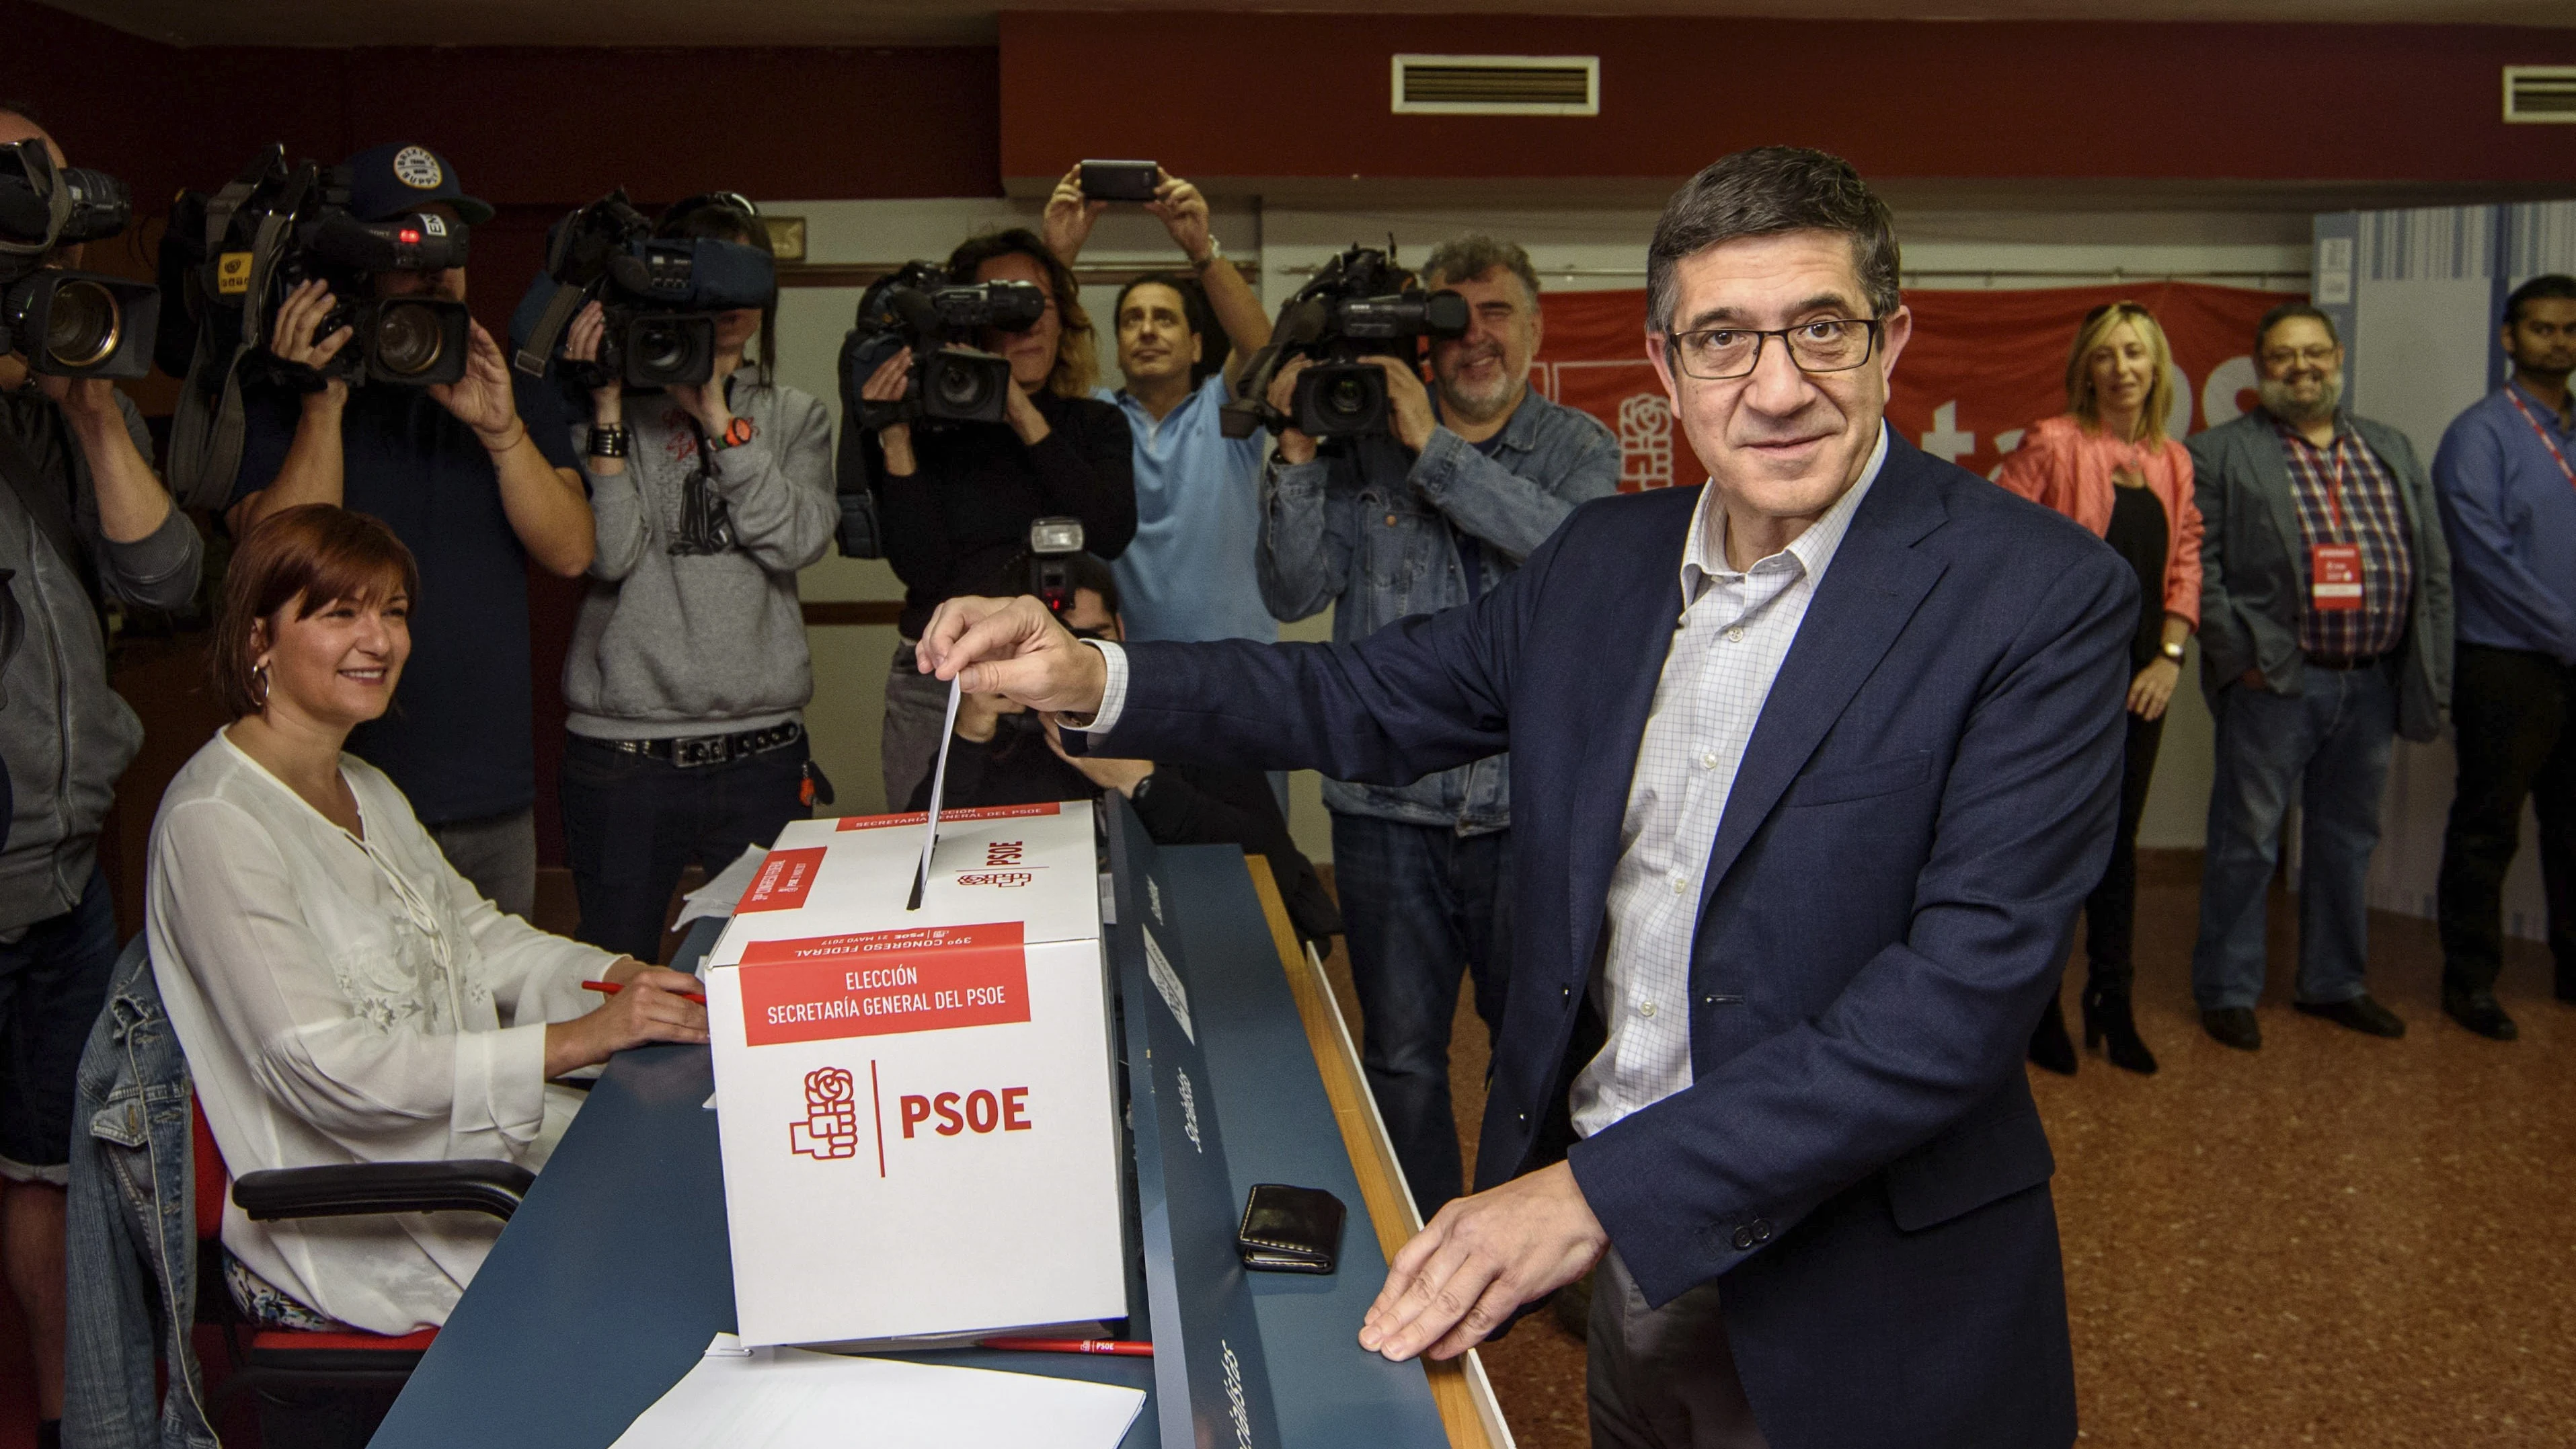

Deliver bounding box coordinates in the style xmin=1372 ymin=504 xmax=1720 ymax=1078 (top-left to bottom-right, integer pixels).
xmin=2306 ymin=434 xmax=2365 ymax=613
xmin=2505 ymin=387 xmax=2576 ymax=490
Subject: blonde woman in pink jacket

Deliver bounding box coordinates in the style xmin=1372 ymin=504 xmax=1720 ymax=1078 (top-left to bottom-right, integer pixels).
xmin=1996 ymin=301 xmax=2203 ymax=1076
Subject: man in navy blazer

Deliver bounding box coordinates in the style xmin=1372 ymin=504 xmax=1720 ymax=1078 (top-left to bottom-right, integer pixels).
xmin=920 ymin=149 xmax=2132 ymax=1449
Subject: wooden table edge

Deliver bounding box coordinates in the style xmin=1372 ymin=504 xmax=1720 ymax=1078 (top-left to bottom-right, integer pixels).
xmin=1242 ymin=857 xmax=1515 ymax=1449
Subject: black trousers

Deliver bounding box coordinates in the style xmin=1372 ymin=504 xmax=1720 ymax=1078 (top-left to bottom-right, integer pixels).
xmin=2437 ymin=643 xmax=2576 ymax=994
xmin=2079 ymin=709 xmax=2166 ymax=997
xmin=560 ymin=732 xmax=811 ymax=964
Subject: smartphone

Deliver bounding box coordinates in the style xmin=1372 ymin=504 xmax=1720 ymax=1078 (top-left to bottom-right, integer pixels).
xmin=1079 ymin=161 xmax=1161 ymax=203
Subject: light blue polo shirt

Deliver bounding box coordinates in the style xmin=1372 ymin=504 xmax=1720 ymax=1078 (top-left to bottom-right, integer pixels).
xmin=1095 ymin=373 xmax=1276 ymax=643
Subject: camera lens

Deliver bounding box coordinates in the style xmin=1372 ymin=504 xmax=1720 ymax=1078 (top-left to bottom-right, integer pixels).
xmin=374 ymin=301 xmax=446 ymax=377
xmin=932 ymin=354 xmax=995 ymax=412
xmin=1323 ymin=373 xmax=1373 ymax=420
xmin=635 ymin=319 xmax=693 ymax=377
xmin=41 ymin=278 xmax=120 ymax=370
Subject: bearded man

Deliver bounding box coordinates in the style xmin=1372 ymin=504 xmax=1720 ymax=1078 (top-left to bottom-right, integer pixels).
xmin=2187 ymin=302 xmax=2453 ymax=1051
xmin=1256 ymin=233 xmax=1618 ymax=1218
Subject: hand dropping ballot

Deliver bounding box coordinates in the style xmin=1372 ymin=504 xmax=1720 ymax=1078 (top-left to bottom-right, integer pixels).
xmin=703 ymin=690 xmax=1121 ymax=1349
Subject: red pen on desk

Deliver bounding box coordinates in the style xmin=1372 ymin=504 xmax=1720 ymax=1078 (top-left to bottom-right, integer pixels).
xmin=977 ymin=1337 xmax=1153 ymax=1358
xmin=581 ymin=979 xmax=708 ymax=1006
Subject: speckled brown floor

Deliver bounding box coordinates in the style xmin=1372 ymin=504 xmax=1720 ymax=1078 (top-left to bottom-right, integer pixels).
xmin=1319 ymin=856 xmax=2576 ymax=1448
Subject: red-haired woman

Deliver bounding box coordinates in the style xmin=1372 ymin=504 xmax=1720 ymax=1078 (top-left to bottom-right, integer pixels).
xmin=145 ymin=505 xmax=707 ymax=1335
xmin=1997 ymin=301 xmax=2203 ymax=1076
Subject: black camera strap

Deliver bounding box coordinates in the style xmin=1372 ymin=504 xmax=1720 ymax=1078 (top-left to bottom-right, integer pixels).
xmin=668 ymin=414 xmax=737 ymax=557
xmin=165 ymin=185 xmax=299 ymax=512
xmin=514 ymin=279 xmax=590 ymax=379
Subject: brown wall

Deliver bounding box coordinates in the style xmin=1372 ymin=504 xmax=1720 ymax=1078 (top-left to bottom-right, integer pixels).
xmin=999 ymin=11 xmax=2576 ymax=187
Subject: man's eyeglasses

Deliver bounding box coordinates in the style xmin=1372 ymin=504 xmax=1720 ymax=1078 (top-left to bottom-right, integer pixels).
xmin=1665 ymin=317 xmax=1883 ymax=381
xmin=2260 ymin=344 xmax=2339 ymax=370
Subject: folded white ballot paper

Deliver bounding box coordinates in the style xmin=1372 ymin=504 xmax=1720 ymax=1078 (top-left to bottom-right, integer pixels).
xmin=609 ymin=1333 xmax=1146 ymax=1449
xmin=672 ymin=845 xmax=771 ymax=931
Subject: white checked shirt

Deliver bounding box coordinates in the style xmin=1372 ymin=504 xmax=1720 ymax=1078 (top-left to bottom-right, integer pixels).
xmin=1569 ymin=426 xmax=1885 ymax=1140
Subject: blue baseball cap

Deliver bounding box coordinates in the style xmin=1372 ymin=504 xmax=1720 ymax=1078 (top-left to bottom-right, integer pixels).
xmin=339 ymin=142 xmax=492 ymax=227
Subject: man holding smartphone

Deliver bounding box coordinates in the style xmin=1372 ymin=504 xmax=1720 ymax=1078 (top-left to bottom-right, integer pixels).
xmin=1044 ymin=164 xmax=1276 ymax=646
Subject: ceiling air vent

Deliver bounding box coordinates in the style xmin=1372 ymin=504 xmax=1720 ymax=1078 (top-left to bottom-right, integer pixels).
xmin=2504 ymin=67 xmax=2576 ymax=123
xmin=1391 ymin=54 xmax=1599 ymax=116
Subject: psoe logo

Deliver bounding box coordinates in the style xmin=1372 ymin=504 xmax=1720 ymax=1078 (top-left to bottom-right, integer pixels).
xmin=788 ymin=1066 xmax=860 ymax=1159
xmin=956 ymin=871 xmax=1034 ymax=888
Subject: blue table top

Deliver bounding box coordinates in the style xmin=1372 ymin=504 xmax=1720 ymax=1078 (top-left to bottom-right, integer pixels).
xmin=368 ymin=845 xmax=1448 ymax=1449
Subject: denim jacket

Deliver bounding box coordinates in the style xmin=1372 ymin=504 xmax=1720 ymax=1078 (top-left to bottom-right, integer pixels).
xmin=1257 ymin=387 xmax=1620 ymax=832
xmin=65 ymin=937 xmax=218 ymax=1449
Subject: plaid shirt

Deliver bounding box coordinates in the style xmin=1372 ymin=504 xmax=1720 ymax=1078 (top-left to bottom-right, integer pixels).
xmin=2275 ymin=416 xmax=2415 ymax=659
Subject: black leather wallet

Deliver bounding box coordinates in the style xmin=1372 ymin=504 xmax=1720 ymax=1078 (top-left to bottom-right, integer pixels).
xmin=1237 ymin=1183 xmax=1345 ymax=1274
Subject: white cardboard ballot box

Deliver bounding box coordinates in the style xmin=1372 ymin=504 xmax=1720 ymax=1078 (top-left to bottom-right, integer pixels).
xmin=701 ymin=801 xmax=1124 ymax=1349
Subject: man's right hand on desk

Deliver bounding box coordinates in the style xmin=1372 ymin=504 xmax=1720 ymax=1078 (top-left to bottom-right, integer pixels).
xmin=919 ymin=594 xmax=1111 ymax=722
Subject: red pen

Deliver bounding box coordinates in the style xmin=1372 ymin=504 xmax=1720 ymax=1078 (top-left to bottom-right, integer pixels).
xmin=977 ymin=1337 xmax=1153 ymax=1358
xmin=582 ymin=979 xmax=708 ymax=1006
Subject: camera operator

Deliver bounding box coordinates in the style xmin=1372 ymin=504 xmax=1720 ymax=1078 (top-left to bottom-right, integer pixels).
xmin=225 ymin=143 xmax=594 ymax=920
xmin=1042 ymin=166 xmax=1274 ymax=645
xmin=856 ymin=228 xmax=1134 ymax=810
xmin=1259 ymin=233 xmax=1617 ymax=1218
xmin=553 ymin=194 xmax=834 ymax=964
xmin=0 ymin=106 xmax=203 ymax=1447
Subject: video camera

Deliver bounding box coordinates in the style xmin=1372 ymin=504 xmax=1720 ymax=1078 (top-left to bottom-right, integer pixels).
xmin=513 ymin=190 xmax=777 ymax=391
xmin=838 ymin=261 xmax=1046 ymax=430
xmin=169 ymin=152 xmax=475 ymax=388
xmin=0 ymin=139 xmax=158 ymax=379
xmin=1223 ymin=245 xmax=1466 ymax=441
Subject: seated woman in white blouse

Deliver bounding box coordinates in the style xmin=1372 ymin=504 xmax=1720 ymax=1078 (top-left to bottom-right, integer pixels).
xmin=147 ymin=504 xmax=709 ymax=1335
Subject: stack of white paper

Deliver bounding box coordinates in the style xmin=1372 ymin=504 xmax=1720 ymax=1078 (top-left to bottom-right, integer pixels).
xmin=673 ymin=845 xmax=771 ymax=930
xmin=611 ymin=1334 xmax=1145 ymax=1449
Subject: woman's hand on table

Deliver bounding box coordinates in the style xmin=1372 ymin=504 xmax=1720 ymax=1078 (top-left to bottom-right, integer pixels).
xmin=545 ymin=967 xmax=710 ymax=1076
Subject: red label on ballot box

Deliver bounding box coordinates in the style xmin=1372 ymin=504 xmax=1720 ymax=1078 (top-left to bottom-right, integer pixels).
xmin=738 ymin=922 xmax=1032 ymax=1046
xmin=836 ymin=802 xmax=1062 ymax=831
xmin=736 ymin=847 xmax=828 ymax=913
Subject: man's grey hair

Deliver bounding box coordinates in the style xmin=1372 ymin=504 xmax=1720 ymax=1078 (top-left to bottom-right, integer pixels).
xmin=1646 ymin=147 xmax=1902 ymax=336
xmin=1422 ymin=233 xmax=1541 ymax=307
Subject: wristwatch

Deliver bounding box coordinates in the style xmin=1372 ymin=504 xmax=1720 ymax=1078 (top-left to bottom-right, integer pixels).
xmin=709 ymin=416 xmax=756 ymax=451
xmin=1190 ymin=237 xmax=1224 ymax=273
xmin=2161 ymin=640 xmax=2187 ymax=662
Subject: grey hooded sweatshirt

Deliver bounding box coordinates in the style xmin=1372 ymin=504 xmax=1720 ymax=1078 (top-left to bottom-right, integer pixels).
xmin=562 ymin=379 xmax=835 ymax=738
xmin=0 ymin=388 xmax=204 ymax=931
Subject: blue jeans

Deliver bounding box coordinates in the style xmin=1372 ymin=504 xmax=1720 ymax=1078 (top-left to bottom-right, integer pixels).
xmin=1329 ymin=812 xmax=1513 ymax=1219
xmin=2191 ymin=662 xmax=2397 ymax=1011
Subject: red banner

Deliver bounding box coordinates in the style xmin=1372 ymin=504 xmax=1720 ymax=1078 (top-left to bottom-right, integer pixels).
xmin=1530 ymin=282 xmax=2288 ymax=489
